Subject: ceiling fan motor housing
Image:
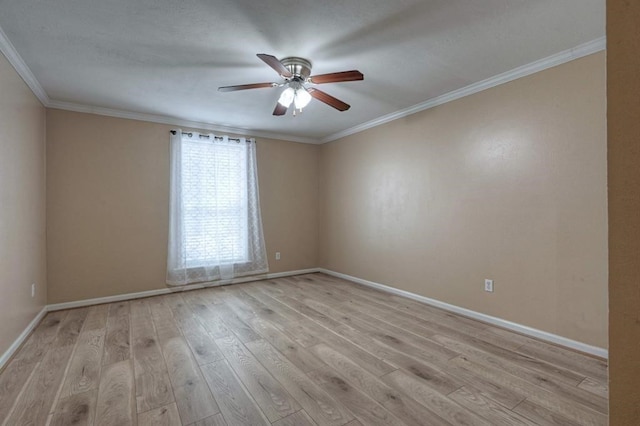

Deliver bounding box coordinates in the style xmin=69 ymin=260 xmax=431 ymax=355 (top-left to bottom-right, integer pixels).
xmin=280 ymin=57 xmax=312 ymax=80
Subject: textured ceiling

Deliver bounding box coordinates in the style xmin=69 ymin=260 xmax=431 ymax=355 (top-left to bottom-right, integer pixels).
xmin=0 ymin=0 xmax=604 ymax=142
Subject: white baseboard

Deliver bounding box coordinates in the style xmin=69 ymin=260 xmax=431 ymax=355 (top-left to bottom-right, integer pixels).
xmin=3 ymin=266 xmax=606 ymax=373
xmin=0 ymin=306 xmax=48 ymax=370
xmin=47 ymin=268 xmax=321 ymax=311
xmin=2 ymin=269 xmax=320 ymax=370
xmin=318 ymin=268 xmax=608 ymax=359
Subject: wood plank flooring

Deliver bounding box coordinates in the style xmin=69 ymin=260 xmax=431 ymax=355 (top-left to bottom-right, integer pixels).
xmin=0 ymin=273 xmax=608 ymax=425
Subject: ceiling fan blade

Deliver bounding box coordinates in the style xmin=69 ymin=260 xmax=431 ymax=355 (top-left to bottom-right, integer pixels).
xmin=307 ymin=88 xmax=351 ymax=111
xmin=309 ymin=70 xmax=363 ymax=84
xmin=273 ymin=102 xmax=288 ymax=116
xmin=257 ymin=54 xmax=293 ymax=78
xmin=218 ymin=82 xmax=276 ymax=92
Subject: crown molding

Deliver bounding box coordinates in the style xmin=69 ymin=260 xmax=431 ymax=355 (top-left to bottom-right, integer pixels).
xmin=2 ymin=15 xmax=604 ymax=145
xmin=0 ymin=25 xmax=50 ymax=105
xmin=47 ymin=100 xmax=320 ymax=144
xmin=321 ymin=36 xmax=606 ymax=143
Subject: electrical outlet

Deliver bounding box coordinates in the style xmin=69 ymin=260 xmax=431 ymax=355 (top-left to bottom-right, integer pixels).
xmin=484 ymin=279 xmax=494 ymax=292
xmin=31 ymin=283 xmax=36 ymax=298
xmin=275 ymin=252 xmax=281 ymax=261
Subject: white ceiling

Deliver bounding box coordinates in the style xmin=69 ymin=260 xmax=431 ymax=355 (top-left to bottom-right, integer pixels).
xmin=0 ymin=0 xmax=604 ymax=143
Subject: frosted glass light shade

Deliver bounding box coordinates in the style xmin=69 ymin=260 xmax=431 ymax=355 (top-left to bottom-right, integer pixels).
xmin=278 ymin=87 xmax=295 ymax=107
xmin=294 ymin=88 xmax=312 ymax=109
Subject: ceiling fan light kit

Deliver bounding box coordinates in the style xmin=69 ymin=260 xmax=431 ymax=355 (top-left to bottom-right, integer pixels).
xmin=278 ymin=87 xmax=295 ymax=107
xmin=293 ymin=88 xmax=312 ymax=110
xmin=278 ymin=85 xmax=312 ymax=110
xmin=218 ymin=54 xmax=364 ymax=116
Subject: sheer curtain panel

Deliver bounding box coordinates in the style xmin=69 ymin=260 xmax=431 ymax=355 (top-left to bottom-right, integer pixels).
xmin=167 ymin=130 xmax=269 ymax=285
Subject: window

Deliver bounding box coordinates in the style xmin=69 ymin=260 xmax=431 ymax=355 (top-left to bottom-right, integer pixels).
xmin=182 ymin=139 xmax=248 ymax=266
xmin=167 ymin=131 xmax=268 ymax=285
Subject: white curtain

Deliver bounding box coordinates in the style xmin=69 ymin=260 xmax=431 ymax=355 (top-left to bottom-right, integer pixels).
xmin=167 ymin=129 xmax=268 ymax=285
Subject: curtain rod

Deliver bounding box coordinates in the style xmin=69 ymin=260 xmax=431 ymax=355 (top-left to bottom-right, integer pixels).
xmin=169 ymin=130 xmax=250 ymax=143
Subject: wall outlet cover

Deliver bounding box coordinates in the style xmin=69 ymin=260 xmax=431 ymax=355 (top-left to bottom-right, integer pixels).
xmin=484 ymin=279 xmax=494 ymax=292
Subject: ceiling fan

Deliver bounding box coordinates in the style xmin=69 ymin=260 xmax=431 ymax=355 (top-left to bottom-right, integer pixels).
xmin=218 ymin=54 xmax=364 ymax=116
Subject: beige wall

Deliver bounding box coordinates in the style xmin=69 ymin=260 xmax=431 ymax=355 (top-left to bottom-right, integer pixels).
xmin=0 ymin=52 xmax=47 ymax=357
xmin=319 ymin=52 xmax=608 ymax=348
xmin=46 ymin=109 xmax=318 ymax=303
xmin=29 ymin=50 xmax=609 ymax=353
xmin=607 ymin=0 xmax=640 ymax=422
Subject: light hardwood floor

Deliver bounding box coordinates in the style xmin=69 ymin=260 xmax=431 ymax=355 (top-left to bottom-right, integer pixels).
xmin=0 ymin=273 xmax=608 ymax=425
